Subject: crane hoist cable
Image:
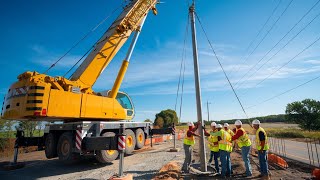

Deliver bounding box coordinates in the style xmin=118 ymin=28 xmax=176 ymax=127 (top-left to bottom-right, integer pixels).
xmin=43 ymin=3 xmax=123 ymax=74
xmin=194 ymin=12 xmax=249 ymax=119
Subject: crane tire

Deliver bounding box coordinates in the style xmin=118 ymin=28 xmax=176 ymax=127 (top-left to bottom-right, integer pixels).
xmin=45 ymin=133 xmax=57 ymax=159
xmin=135 ymin=128 xmax=145 ymax=149
xmin=95 ymin=132 xmax=119 ymax=163
xmin=124 ymin=129 xmax=136 ymax=155
xmin=57 ymin=132 xmax=78 ymax=164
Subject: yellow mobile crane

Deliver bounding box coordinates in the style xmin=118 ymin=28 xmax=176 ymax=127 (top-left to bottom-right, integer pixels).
xmin=1 ymin=0 xmax=166 ymax=164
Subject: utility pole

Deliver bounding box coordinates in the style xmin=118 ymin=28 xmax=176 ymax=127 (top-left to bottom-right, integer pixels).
xmin=207 ymin=101 xmax=211 ymax=122
xmin=189 ymin=1 xmax=207 ymax=172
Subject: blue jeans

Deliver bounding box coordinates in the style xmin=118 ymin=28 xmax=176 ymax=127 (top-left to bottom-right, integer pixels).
xmin=241 ymin=146 xmax=252 ymax=176
xmin=258 ymin=150 xmax=268 ymax=175
xmin=220 ymin=150 xmax=231 ymax=176
xmin=209 ymin=151 xmax=220 ymax=173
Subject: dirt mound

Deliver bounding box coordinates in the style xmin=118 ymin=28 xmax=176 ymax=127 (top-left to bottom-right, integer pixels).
xmin=153 ymin=161 xmax=182 ymax=180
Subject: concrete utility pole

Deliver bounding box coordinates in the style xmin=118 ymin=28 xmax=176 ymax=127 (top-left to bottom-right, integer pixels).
xmin=189 ymin=2 xmax=207 ymax=172
xmin=207 ymin=101 xmax=211 ymax=122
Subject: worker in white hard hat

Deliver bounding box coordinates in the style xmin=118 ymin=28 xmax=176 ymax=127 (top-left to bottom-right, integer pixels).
xmin=205 ymin=123 xmax=233 ymax=177
xmin=231 ymin=120 xmax=252 ymax=177
xmin=204 ymin=122 xmax=220 ymax=173
xmin=252 ymin=119 xmax=269 ymax=178
xmin=182 ymin=122 xmax=200 ymax=172
xmin=224 ymin=123 xmax=234 ymax=136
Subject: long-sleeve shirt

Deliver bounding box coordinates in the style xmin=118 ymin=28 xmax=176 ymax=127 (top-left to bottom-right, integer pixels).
xmin=187 ymin=124 xmax=199 ymax=137
xmin=231 ymin=128 xmax=244 ymax=141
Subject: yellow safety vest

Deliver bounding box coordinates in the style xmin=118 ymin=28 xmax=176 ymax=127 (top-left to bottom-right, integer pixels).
xmin=256 ymin=127 xmax=269 ymax=150
xmin=219 ymin=130 xmax=233 ymax=152
xmin=208 ymin=130 xmax=219 ymax=152
xmin=226 ymin=129 xmax=234 ymax=136
xmin=236 ymin=127 xmax=251 ymax=148
xmin=183 ymin=131 xmax=195 ymax=146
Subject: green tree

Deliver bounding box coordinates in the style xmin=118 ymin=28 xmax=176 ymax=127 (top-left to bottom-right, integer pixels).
xmin=154 ymin=109 xmax=178 ymax=128
xmin=16 ymin=121 xmax=37 ymax=137
xmin=285 ymin=99 xmax=320 ymax=131
xmin=144 ymin=119 xmax=152 ymax=123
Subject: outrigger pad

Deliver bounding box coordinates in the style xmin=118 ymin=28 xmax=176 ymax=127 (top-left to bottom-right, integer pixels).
xmin=3 ymin=162 xmax=25 ymax=171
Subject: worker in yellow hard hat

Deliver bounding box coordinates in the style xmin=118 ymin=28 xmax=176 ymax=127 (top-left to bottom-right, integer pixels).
xmin=182 ymin=122 xmax=200 ymax=172
xmin=252 ymin=119 xmax=269 ymax=179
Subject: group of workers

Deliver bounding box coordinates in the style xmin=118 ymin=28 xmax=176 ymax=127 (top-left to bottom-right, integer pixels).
xmin=182 ymin=119 xmax=269 ymax=179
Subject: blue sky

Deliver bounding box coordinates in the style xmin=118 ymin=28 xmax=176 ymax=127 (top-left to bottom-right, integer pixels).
xmin=0 ymin=0 xmax=319 ymax=122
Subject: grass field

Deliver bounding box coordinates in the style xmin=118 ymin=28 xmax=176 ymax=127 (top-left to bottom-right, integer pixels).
xmin=0 ymin=130 xmax=44 ymax=138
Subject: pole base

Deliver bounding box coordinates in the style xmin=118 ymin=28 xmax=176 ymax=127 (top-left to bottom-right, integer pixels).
xmin=108 ymin=174 xmax=133 ymax=180
xmin=169 ymin=148 xmax=180 ymax=152
xmin=3 ymin=162 xmax=25 ymax=171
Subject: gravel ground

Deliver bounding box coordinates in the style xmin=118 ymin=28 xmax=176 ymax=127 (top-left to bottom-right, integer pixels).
xmin=0 ymin=137 xmax=315 ymax=180
xmin=0 ymin=140 xmax=184 ymax=180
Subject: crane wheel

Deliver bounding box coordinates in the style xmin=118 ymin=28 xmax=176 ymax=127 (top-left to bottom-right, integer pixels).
xmin=124 ymin=129 xmax=136 ymax=155
xmin=57 ymin=132 xmax=78 ymax=163
xmin=95 ymin=132 xmax=119 ymax=163
xmin=135 ymin=128 xmax=145 ymax=149
xmin=45 ymin=133 xmax=57 ymax=159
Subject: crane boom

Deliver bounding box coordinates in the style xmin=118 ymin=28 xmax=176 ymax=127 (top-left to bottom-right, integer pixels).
xmin=70 ymin=0 xmax=157 ymax=90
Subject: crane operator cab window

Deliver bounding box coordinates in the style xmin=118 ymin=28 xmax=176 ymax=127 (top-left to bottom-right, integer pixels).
xmin=105 ymin=90 xmax=134 ymax=116
xmin=115 ymin=92 xmax=134 ymax=117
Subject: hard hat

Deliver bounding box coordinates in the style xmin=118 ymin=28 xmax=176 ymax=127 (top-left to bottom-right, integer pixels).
xmin=187 ymin=122 xmax=194 ymax=126
xmin=252 ymin=119 xmax=260 ymax=125
xmin=216 ymin=124 xmax=222 ymax=128
xmin=211 ymin=122 xmax=216 ymax=127
xmin=224 ymin=123 xmax=229 ymax=127
xmin=234 ymin=120 xmax=242 ymax=126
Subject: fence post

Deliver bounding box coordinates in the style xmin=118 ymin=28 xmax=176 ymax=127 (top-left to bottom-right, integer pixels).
xmin=314 ymin=138 xmax=319 ymax=167
xmin=310 ymin=138 xmax=315 ymax=166
xmin=306 ymin=138 xmax=312 ymax=166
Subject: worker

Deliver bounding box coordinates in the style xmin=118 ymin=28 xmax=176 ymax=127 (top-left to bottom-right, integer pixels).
xmin=231 ymin=120 xmax=252 ymax=177
xmin=252 ymin=119 xmax=269 ymax=178
xmin=206 ymin=124 xmax=233 ymax=177
xmin=182 ymin=122 xmax=200 ymax=172
xmin=224 ymin=123 xmax=234 ymax=136
xmin=204 ymin=122 xmax=220 ymax=173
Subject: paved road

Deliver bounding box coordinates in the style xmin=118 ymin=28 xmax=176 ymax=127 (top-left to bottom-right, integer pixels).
xmin=250 ymin=135 xmax=320 ymax=167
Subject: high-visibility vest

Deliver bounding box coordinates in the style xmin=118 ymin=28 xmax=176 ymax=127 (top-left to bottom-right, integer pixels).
xmin=208 ymin=130 xmax=219 ymax=152
xmin=236 ymin=128 xmax=251 ymax=148
xmin=183 ymin=131 xmax=195 ymax=146
xmin=226 ymin=129 xmax=234 ymax=136
xmin=255 ymin=127 xmax=269 ymax=150
xmin=219 ymin=130 xmax=233 ymax=152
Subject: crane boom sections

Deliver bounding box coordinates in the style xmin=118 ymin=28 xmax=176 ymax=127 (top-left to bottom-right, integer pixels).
xmin=70 ymin=0 xmax=157 ymax=90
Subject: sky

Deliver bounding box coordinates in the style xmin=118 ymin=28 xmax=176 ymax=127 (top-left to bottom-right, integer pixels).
xmin=0 ymin=0 xmax=319 ymax=123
